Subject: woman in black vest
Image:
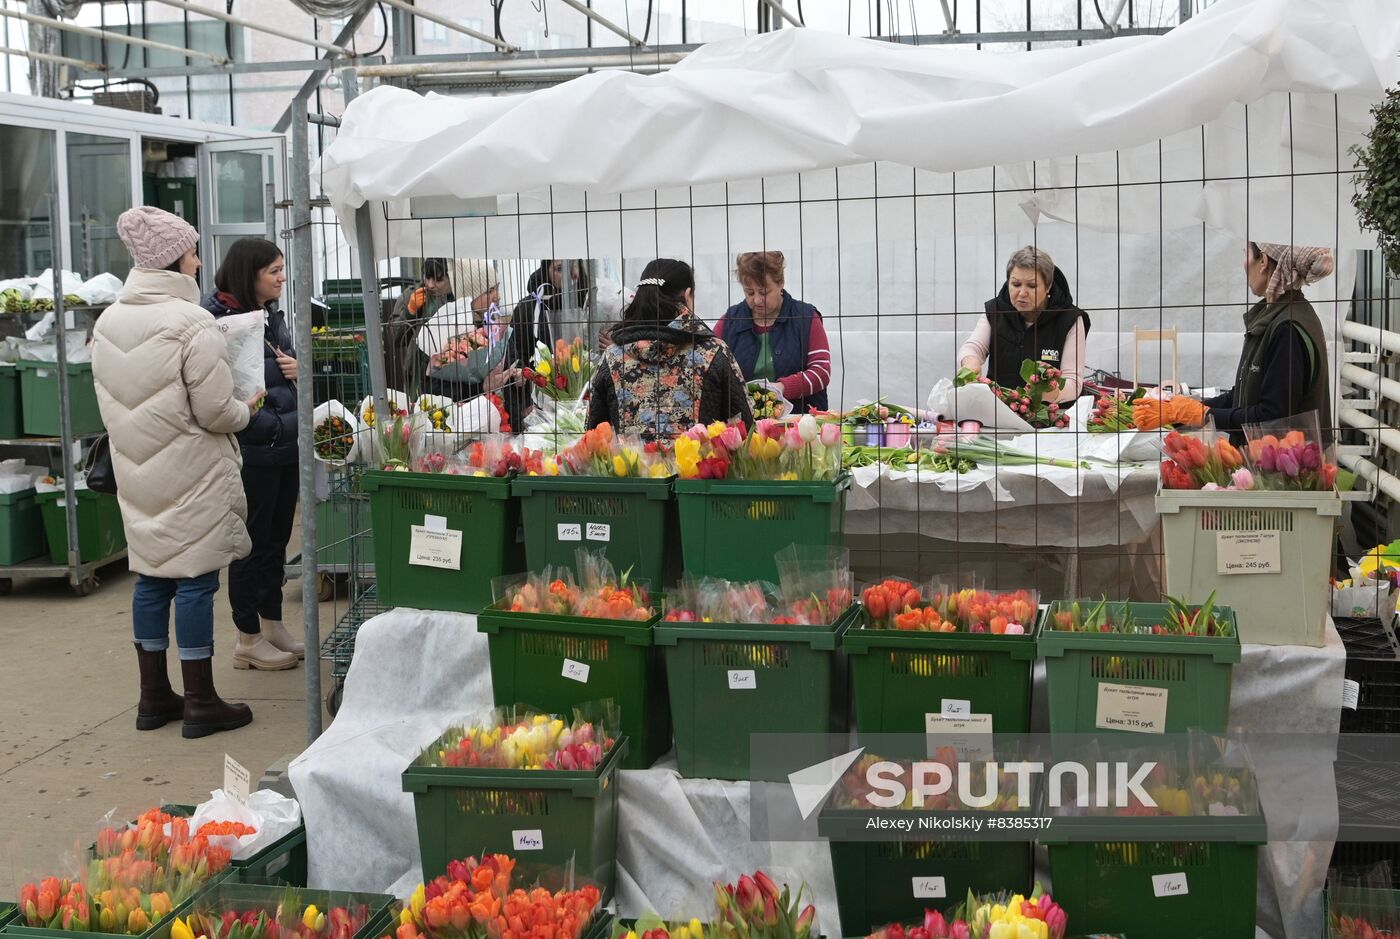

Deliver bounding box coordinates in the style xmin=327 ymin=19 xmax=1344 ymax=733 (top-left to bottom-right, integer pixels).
xmin=1133 ymin=242 xmax=1334 ymax=444
xmin=959 ymin=246 xmax=1090 ymax=402
xmin=713 ymin=251 xmax=831 ymax=415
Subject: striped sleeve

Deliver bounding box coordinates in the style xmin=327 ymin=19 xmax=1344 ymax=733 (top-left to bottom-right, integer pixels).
xmin=778 ymin=313 xmax=832 ymax=403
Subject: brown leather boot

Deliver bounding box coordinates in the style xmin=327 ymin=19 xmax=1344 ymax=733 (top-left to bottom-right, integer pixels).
xmin=180 ymin=657 xmax=253 ymax=739
xmin=135 ymin=644 xmax=184 ymax=731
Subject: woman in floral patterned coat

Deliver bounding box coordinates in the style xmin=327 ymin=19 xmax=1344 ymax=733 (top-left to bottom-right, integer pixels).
xmin=588 ymin=258 xmax=752 ymax=441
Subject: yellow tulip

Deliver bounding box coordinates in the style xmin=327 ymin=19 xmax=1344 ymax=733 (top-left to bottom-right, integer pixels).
xmin=410 ymin=885 xmax=426 ymax=917
xmin=689 ymin=920 xmax=705 ymax=939
xmin=538 ymin=359 xmax=552 ymax=377
xmin=648 ymin=462 xmax=669 ymax=478
xmin=303 ymin=906 xmax=322 ymax=931
xmin=707 ymin=420 xmax=727 ymax=439
xmin=613 ymin=454 xmax=628 ymax=477
xmin=172 ymin=918 xmax=194 ymax=939
xmin=571 ymin=355 xmax=581 ymax=373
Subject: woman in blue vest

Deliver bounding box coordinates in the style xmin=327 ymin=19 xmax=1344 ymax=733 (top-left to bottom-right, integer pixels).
xmin=714 ymin=251 xmax=831 ymax=415
xmin=959 ymin=245 xmax=1090 ymax=402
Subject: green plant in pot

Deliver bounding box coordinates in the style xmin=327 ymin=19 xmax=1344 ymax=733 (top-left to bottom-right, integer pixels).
xmin=1352 ymin=82 xmax=1400 ymax=278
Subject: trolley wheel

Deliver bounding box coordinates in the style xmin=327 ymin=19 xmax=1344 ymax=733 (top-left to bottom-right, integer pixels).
xmin=0 ymin=578 xmax=11 ymax=596
xmin=318 ymin=574 xmax=336 ymax=603
xmin=73 ymin=575 xmax=98 ymax=597
xmin=325 ymin=681 xmax=344 ymax=717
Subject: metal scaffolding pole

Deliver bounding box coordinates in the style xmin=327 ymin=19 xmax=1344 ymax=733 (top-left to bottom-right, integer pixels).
xmin=0 ymin=45 xmax=106 ymax=70
xmin=555 ymin=0 xmax=644 ymax=46
xmin=357 ymin=49 xmax=688 ymax=78
xmin=758 ymin=0 xmax=803 ymax=29
xmin=291 ymin=99 xmax=322 ymax=742
xmin=0 ymin=6 xmax=229 ymax=63
xmin=273 ymin=9 xmax=376 ymax=133
xmin=146 ymin=0 xmax=350 ymax=54
xmin=377 ymin=0 xmax=517 ymax=52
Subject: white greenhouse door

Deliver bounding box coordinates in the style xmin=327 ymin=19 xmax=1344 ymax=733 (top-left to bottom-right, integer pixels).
xmin=198 ymin=136 xmax=286 ymax=291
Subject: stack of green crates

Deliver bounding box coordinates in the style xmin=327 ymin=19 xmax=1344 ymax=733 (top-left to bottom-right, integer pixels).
xmin=15 ymin=361 xmax=103 ymax=437
xmin=402 ymin=736 xmax=626 ymax=899
xmin=673 ymin=475 xmax=851 ymax=581
xmin=657 ymin=604 xmax=856 ymax=781
xmin=1037 ymin=601 xmax=1241 ymax=735
xmin=35 ymin=489 xmax=126 ymax=564
xmin=0 ymin=364 xmax=22 ymax=438
xmin=362 ymin=470 xmax=524 ymax=614
xmin=844 ymin=615 xmax=1038 ymax=735
xmin=0 ymin=489 xmax=48 ymax=564
xmin=512 ymin=475 xmax=679 ymax=587
xmin=322 ymin=278 xmax=366 ymax=328
xmin=477 ymin=602 xmax=669 ymax=770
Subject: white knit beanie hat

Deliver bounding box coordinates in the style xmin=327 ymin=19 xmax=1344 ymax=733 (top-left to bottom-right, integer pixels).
xmin=117 ymin=206 xmax=200 ymax=270
xmin=458 ymin=259 xmax=499 ymax=303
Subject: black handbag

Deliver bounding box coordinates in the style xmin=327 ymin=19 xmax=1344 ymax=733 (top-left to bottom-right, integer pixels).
xmin=85 ymin=435 xmax=117 ymax=494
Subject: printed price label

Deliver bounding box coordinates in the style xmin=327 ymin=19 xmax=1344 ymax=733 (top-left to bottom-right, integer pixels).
xmin=408 ymin=526 xmax=463 ymax=570
xmin=925 ymin=714 xmax=992 ymax=734
xmin=557 ymin=523 xmax=582 ymax=542
xmin=1151 ymin=872 xmax=1189 ymax=898
xmin=423 ymin=514 xmax=448 ymax=533
xmin=512 ymin=830 xmax=544 ymax=851
xmin=912 ymin=877 xmax=947 ymax=900
xmin=1095 ymin=682 xmax=1169 ymax=734
xmin=586 ymin=523 xmax=611 ymax=542
xmin=1343 ymin=679 xmax=1360 ymax=711
xmin=223 ymin=754 xmax=251 ymax=805
xmin=1216 ymin=530 xmax=1282 ymax=575
xmin=562 ymin=659 xmax=591 ymax=683
xmin=727 ymin=669 xmax=757 ymax=690
xmin=924 ymin=714 xmax=994 ymax=761
xmin=941 ymin=699 xmax=972 ymax=717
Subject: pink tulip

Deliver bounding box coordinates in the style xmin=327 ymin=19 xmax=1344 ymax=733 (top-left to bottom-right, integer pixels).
xmin=1300 ymin=443 xmax=1322 ymax=471
xmin=949 ymin=922 xmax=970 ymax=939
xmin=1277 ymin=448 xmax=1301 ymax=478
xmin=753 ymin=871 xmax=780 ymax=903
xmin=924 ymin=910 xmax=949 ymax=938
xmin=719 ymin=426 xmax=745 ymax=453
xmin=820 ymin=422 xmax=842 ymax=447
xmin=1231 ymin=468 xmax=1254 ymax=490
xmin=685 ymin=423 xmax=709 ymax=441
xmin=755 ymin=418 xmax=780 ymax=440
xmin=784 ymin=426 xmax=804 ymax=450
xmin=1258 ymin=444 xmax=1277 ymax=473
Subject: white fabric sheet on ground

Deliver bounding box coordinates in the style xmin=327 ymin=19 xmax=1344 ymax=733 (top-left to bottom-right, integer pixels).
xmin=294 ymin=606 xmax=1343 ymax=939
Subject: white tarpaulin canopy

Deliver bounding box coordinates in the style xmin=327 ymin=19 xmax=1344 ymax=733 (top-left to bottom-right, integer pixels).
xmin=320 ymin=0 xmax=1399 ymax=235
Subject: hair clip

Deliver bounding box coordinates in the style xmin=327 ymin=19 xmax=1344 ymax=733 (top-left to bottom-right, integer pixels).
xmin=638 ymin=277 xmax=666 ymax=287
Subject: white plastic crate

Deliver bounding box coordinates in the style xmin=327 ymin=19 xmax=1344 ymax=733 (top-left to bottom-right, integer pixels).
xmin=1157 ymin=488 xmax=1340 ymax=647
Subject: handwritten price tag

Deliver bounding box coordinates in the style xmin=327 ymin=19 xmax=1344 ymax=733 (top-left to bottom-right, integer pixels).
xmin=586 ymin=523 xmax=611 ymax=542
xmin=727 ymin=669 xmax=756 ymax=690
xmin=941 ymin=699 xmax=972 ymax=717
xmin=557 ymin=523 xmax=582 ymax=542
xmin=1095 ymin=682 xmax=1168 ymax=734
xmin=1216 ymin=530 xmax=1281 ymax=575
xmin=912 ymin=877 xmax=947 ymax=899
xmin=512 ymin=830 xmax=544 ymax=851
xmin=562 ymin=659 xmax=590 ymax=683
xmin=223 ymin=754 xmax=251 ymax=805
xmin=1151 ymin=872 xmax=1189 ymax=898
xmin=408 ymin=526 xmax=463 ymax=570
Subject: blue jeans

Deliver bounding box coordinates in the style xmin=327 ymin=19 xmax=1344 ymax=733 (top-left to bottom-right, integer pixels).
xmin=132 ymin=571 xmax=220 ymax=661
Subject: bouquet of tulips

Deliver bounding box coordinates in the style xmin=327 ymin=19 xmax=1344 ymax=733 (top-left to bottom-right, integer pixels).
xmin=1087 ymin=388 xmax=1146 ymax=433
xmin=527 ymin=338 xmax=592 ymax=402
xmin=554 ymin=423 xmax=671 ymax=478
xmin=860 ymin=579 xmax=1037 ymax=635
xmin=429 ymin=328 xmax=493 ymax=371
xmin=412 ymin=436 xmax=546 ymax=476
xmin=496 ymin=549 xmax=653 ymax=621
xmin=174 ymin=886 xmax=373 ymax=939
xmin=416 ymin=707 xmax=619 ymax=772
xmin=957 ymin=359 xmax=1072 ymax=430
xmin=674 ymin=416 xmax=842 ymax=482
xmin=1158 ymin=428 xmax=1251 ymax=491
xmin=392 ymin=853 xmax=601 ymax=939
xmin=663 ymin=577 xmax=853 ymax=627
xmin=1048 ymin=594 xmax=1235 ymax=638
xmin=713 ymin=872 xmax=816 ymax=939
xmin=1244 ymin=413 xmax=1337 ymax=491
xmin=868 ymin=884 xmax=1069 ymax=939
xmin=1327 ymin=885 xmax=1400 ymax=939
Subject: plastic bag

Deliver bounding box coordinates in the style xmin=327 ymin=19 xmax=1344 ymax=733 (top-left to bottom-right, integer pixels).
xmin=76 ymin=273 xmax=123 ymax=306
xmin=213 ymin=311 xmax=266 ymax=400
xmin=312 ymin=400 xmax=362 ymax=465
xmin=188 ymin=788 xmax=302 ymax=861
xmin=1242 ymin=409 xmax=1337 ymax=491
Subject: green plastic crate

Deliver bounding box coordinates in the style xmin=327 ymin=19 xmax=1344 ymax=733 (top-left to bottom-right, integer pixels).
xmin=35 ymin=489 xmax=126 ymax=565
xmin=362 ymin=470 xmax=524 ymax=614
xmin=1043 ymin=814 xmax=1264 ymax=939
xmin=823 ymin=839 xmax=1031 ymax=935
xmin=674 ymin=475 xmax=851 ymax=581
xmin=656 ymin=606 xmax=856 ymax=781
xmin=315 ymin=493 xmax=373 ymax=570
xmin=320 ymin=280 xmax=366 ymax=329
xmin=178 ymin=883 xmax=391 ymax=939
xmin=0 ymin=364 xmax=22 ymax=438
xmin=1037 ymin=602 xmax=1241 ymax=736
xmin=1326 ymin=886 xmax=1400 ymax=937
xmin=477 ymin=604 xmax=670 ymax=771
xmin=844 ymin=615 xmax=1038 ymax=736
xmin=15 ymin=360 xmax=103 ymax=437
xmin=0 ymin=489 xmax=48 ymax=565
xmin=154 ymin=178 xmax=198 ymax=226
xmin=0 ymin=905 xmax=17 ymax=934
xmin=513 ymin=475 xmax=678 ymax=587
xmin=311 ymin=333 xmax=370 ymax=407
xmin=402 ymin=736 xmax=626 ymax=899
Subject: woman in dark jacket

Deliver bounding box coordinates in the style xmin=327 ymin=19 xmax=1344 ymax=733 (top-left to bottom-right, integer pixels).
xmin=203 ymin=238 xmax=302 ymax=673
xmin=1133 ymin=241 xmax=1335 ymax=444
xmin=588 ymin=258 xmax=752 ymax=441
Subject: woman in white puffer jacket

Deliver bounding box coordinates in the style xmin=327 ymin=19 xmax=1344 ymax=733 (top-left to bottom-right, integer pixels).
xmin=92 ymin=206 xmax=265 ymax=739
